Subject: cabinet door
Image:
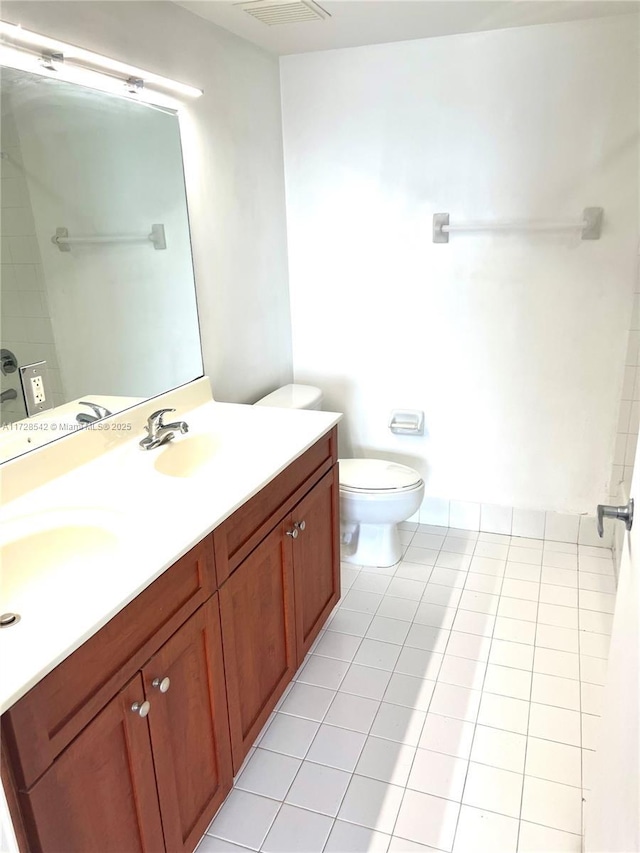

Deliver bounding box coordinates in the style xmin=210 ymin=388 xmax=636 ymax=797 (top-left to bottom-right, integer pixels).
xmin=291 ymin=467 xmax=340 ymax=664
xmin=142 ymin=596 xmax=233 ymax=853
xmin=219 ymin=522 xmax=297 ymax=772
xmin=22 ymin=675 xmax=165 ymax=853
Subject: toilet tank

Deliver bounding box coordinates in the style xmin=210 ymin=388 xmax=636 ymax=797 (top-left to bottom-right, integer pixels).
xmin=254 ymin=384 xmax=323 ymax=411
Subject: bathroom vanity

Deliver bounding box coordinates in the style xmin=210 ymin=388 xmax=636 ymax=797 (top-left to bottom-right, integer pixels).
xmin=0 ymin=381 xmax=341 ymax=852
xmin=0 ymin=17 xmax=339 ymax=852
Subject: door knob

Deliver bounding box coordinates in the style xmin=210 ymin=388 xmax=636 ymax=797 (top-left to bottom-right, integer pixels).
xmin=596 ymin=498 xmax=634 ymax=538
xmin=131 ymin=700 xmax=150 ymax=717
xmin=286 ymin=528 xmax=299 ymax=539
xmin=152 ymin=677 xmax=170 ymax=693
xmin=294 ymin=520 xmax=306 ymax=532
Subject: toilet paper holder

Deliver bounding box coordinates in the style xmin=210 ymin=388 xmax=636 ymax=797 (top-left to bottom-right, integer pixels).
xmin=389 ymin=409 xmax=425 ymax=436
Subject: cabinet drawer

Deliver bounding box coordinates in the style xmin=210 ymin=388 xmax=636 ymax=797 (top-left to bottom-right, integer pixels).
xmin=214 ymin=427 xmax=337 ymax=583
xmin=2 ymin=536 xmax=216 ymax=790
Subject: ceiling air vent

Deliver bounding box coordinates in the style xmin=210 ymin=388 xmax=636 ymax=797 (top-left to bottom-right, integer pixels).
xmin=235 ymin=0 xmax=330 ymax=26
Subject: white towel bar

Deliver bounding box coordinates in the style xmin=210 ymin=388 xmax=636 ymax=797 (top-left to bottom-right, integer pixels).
xmin=433 ymin=207 xmax=603 ymax=243
xmin=52 ymin=224 xmax=166 ymax=252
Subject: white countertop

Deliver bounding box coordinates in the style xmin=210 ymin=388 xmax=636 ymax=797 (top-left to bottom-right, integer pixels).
xmin=0 ymin=383 xmax=340 ymax=714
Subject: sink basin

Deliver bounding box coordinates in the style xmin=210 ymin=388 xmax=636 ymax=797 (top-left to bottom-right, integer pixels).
xmin=0 ymin=513 xmax=121 ymax=612
xmin=153 ymin=434 xmax=219 ymax=478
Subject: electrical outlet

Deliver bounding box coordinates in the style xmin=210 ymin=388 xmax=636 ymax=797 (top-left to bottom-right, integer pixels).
xmin=19 ymin=361 xmax=53 ymax=416
xmin=31 ymin=375 xmax=46 ymax=405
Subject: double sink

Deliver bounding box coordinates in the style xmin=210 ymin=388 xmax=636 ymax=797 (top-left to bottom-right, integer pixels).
xmin=0 ymin=383 xmax=340 ymax=713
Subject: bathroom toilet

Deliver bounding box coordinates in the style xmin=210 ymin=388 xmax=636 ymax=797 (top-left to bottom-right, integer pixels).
xmin=254 ymin=384 xmax=425 ymax=568
xmin=339 ymin=459 xmax=424 ymax=567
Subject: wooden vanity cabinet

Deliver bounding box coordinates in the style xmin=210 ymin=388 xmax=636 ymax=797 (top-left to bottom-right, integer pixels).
xmin=2 ymin=541 xmax=233 ymax=853
xmin=2 ymin=427 xmax=340 ymax=851
xmin=218 ymin=439 xmax=340 ymax=773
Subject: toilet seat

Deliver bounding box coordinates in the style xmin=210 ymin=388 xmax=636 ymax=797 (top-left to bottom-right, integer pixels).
xmin=339 ymin=458 xmax=423 ymax=493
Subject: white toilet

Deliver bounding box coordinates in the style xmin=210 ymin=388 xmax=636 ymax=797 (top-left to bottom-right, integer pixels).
xmin=339 ymin=458 xmax=424 ymax=568
xmin=254 ymin=384 xmax=425 ymax=569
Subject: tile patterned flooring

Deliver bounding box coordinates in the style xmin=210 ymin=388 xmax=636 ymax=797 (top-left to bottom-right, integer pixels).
xmin=199 ymin=524 xmax=615 ymax=853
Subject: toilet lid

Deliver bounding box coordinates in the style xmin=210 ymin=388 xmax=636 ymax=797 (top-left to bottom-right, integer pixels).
xmin=339 ymin=458 xmax=423 ymax=492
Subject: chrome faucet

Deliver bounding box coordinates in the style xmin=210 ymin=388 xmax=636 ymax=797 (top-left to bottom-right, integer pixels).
xmin=139 ymin=408 xmax=188 ymax=451
xmin=76 ymin=401 xmax=112 ymax=425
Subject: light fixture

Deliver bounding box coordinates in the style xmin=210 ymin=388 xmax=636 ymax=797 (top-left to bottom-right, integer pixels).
xmin=0 ymin=43 xmax=174 ymax=107
xmin=0 ymin=21 xmax=203 ymax=102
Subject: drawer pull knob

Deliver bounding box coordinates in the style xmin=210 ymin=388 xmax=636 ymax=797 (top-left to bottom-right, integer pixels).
xmin=294 ymin=520 xmax=306 ymax=532
xmin=286 ymin=528 xmax=299 ymax=539
xmin=131 ymin=701 xmax=150 ymax=718
xmin=152 ymin=677 xmax=171 ymax=693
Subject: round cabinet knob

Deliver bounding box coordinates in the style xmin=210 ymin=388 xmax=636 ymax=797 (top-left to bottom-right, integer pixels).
xmin=131 ymin=700 xmax=150 ymax=718
xmin=286 ymin=528 xmax=299 ymax=539
xmin=294 ymin=520 xmax=306 ymax=532
xmin=152 ymin=676 xmax=171 ymax=693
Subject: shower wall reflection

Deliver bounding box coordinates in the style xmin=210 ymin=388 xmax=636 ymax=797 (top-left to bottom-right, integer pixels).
xmin=0 ymin=66 xmax=203 ymax=443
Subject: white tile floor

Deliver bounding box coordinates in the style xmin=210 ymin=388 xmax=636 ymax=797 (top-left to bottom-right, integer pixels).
xmin=200 ymin=524 xmax=615 ymax=853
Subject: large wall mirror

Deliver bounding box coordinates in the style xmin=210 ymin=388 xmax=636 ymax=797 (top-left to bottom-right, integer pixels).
xmin=0 ymin=66 xmax=203 ymax=460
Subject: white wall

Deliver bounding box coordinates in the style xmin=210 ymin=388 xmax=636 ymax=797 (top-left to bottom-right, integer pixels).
xmin=281 ymin=15 xmax=639 ymax=515
xmin=3 ymin=0 xmax=293 ymax=404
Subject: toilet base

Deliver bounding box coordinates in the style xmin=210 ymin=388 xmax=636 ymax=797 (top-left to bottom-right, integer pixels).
xmin=341 ymin=522 xmax=401 ymax=568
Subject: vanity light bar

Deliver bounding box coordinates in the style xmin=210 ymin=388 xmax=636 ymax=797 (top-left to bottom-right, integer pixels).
xmin=0 ymin=48 xmax=187 ymax=112
xmin=0 ymin=44 xmax=183 ymax=110
xmin=0 ymin=21 xmax=203 ymax=99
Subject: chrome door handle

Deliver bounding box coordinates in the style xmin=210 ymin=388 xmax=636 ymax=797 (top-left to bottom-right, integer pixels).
xmin=597 ymin=498 xmax=634 ymax=538
xmin=152 ymin=677 xmax=170 ymax=693
xmin=286 ymin=528 xmax=299 ymax=539
xmin=294 ymin=520 xmax=306 ymax=532
xmin=131 ymin=700 xmax=150 ymax=717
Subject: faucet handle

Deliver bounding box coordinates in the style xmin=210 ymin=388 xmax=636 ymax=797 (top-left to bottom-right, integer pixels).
xmin=78 ymin=401 xmax=112 ymax=419
xmin=148 ymin=408 xmax=175 ymax=426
